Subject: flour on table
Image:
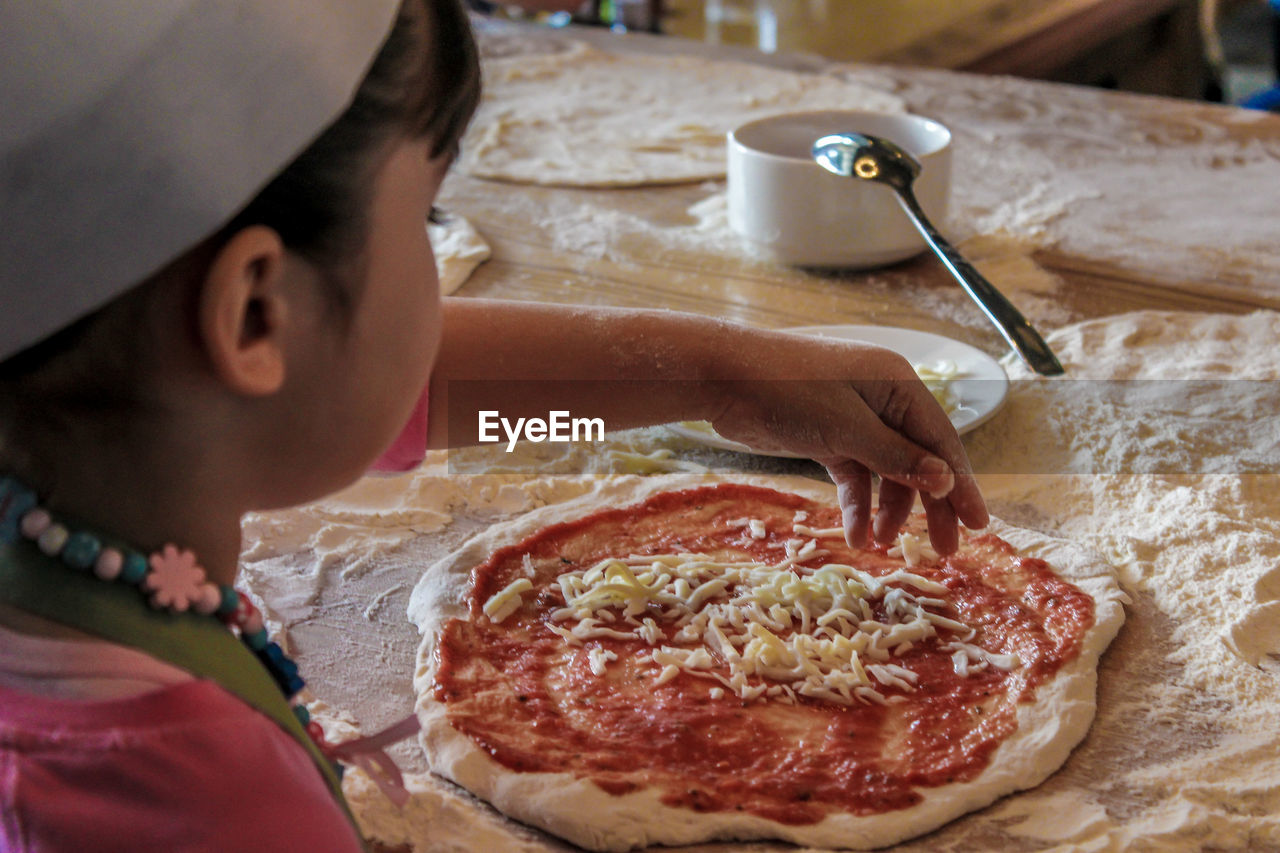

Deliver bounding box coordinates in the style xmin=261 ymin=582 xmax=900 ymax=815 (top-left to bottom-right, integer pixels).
xmin=962 ymin=309 xmax=1280 ymax=850
xmin=239 ymin=311 xmax=1280 ymax=852
xmin=239 ymin=435 xmax=680 ymax=605
xmin=953 ymin=235 xmax=1073 ymax=328
xmin=686 ymin=189 xmax=1070 ymax=327
xmin=428 ymin=210 xmax=489 ymax=295
xmin=685 ymin=190 xmax=768 ymax=261
xmin=459 ymin=184 xmax=754 ymax=269
xmin=853 ymin=65 xmax=1280 ymax=301
xmin=459 ymin=41 xmax=903 ymax=187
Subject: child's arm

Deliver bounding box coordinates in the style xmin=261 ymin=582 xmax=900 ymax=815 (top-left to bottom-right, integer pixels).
xmin=426 ymin=298 xmax=986 ymax=553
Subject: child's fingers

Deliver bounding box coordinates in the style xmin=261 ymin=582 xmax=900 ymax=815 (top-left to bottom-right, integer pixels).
xmin=872 ymin=479 xmax=916 ymax=544
xmin=922 ymin=493 xmax=960 ymax=556
xmin=824 ymin=458 xmax=871 ymax=548
xmin=850 ymin=373 xmax=989 ymax=537
xmin=821 ymin=406 xmax=956 ymax=498
xmin=710 ymin=360 xmax=988 ymax=547
xmin=816 ymin=382 xmax=984 ymax=550
xmin=945 ymin=470 xmax=989 ymax=533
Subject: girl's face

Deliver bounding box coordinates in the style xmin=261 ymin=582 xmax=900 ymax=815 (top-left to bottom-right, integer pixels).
xmin=291 ymin=138 xmax=448 ymax=495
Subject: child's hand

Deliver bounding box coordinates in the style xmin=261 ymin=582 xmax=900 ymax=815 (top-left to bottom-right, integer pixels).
xmin=706 ymin=332 xmax=987 ymax=555
xmin=432 ymin=301 xmax=987 ymax=553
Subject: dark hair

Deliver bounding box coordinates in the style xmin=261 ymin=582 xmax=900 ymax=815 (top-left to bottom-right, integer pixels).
xmin=223 ymin=0 xmax=481 ymax=282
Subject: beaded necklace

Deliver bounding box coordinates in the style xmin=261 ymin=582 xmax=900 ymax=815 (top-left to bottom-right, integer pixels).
xmin=0 ymin=474 xmax=415 ymax=806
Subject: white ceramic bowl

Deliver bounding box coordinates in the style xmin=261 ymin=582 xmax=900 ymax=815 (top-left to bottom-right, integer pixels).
xmin=727 ymin=110 xmax=952 ymax=268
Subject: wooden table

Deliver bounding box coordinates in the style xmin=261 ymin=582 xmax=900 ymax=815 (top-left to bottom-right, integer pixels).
xmin=446 ymin=21 xmax=1280 ymax=355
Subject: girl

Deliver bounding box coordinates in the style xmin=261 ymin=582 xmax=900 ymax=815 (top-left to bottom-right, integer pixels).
xmin=0 ymin=0 xmax=985 ymax=849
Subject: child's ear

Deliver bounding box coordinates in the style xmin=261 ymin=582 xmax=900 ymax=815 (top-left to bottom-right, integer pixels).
xmin=198 ymin=226 xmax=289 ymax=396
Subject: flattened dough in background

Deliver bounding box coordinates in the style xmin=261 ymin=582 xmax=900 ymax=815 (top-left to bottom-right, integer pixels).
xmin=429 ymin=211 xmax=490 ymax=295
xmin=458 ymin=42 xmax=904 ymax=187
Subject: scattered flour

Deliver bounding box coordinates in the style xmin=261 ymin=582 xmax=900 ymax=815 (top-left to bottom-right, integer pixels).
xmin=961 ymin=310 xmax=1280 ymax=851
xmin=851 ymin=65 xmax=1280 ymax=300
xmin=684 ymin=188 xmax=1073 ymax=328
xmin=458 ymin=41 xmax=903 ymax=187
xmin=684 ymin=189 xmax=768 ymax=261
xmin=446 ymin=39 xmax=1124 ymax=336
xmin=428 ymin=211 xmax=490 ymax=295
xmin=239 ymin=310 xmax=1280 ymax=852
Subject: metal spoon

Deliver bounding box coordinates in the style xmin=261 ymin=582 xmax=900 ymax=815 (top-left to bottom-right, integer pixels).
xmin=812 ymin=133 xmax=1064 ymax=376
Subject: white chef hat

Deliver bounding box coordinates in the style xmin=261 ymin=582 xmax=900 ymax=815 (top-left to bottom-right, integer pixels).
xmin=0 ymin=0 xmax=403 ymax=363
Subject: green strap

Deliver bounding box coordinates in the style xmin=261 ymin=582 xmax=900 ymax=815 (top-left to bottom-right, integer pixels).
xmin=0 ymin=540 xmax=363 ymax=842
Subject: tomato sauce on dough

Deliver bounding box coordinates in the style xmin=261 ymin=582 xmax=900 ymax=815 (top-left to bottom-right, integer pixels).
xmin=435 ymin=484 xmax=1094 ymax=823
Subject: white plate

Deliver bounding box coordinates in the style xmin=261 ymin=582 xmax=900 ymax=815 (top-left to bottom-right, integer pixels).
xmin=667 ymin=325 xmax=1008 ymax=457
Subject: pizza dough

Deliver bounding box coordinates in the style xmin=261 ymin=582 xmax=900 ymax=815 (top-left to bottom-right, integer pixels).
xmin=458 ymin=42 xmax=904 ymax=186
xmin=408 ymin=473 xmax=1126 ymax=851
xmin=428 ymin=210 xmax=490 ymax=295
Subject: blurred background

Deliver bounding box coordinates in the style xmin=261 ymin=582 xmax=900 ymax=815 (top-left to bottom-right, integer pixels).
xmin=470 ymin=0 xmax=1280 ymax=108
xmin=1218 ymin=0 xmax=1279 ymax=105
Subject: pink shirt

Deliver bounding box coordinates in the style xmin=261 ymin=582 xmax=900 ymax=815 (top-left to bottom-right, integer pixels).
xmin=370 ymin=383 xmax=430 ymax=473
xmin=0 ymin=382 xmax=432 ymax=850
xmin=0 ymin=678 xmax=364 ymax=852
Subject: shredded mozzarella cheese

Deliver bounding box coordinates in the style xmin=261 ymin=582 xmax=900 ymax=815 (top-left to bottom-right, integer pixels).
xmin=483 ymin=578 xmax=533 ymax=623
xmin=887 ymin=531 xmax=939 ymax=568
xmin=793 ymin=523 xmax=844 ymax=539
xmin=485 ymin=514 xmax=1019 ymax=706
xmin=534 ymin=543 xmax=993 ymax=704
xmin=914 ymin=359 xmax=962 ymax=415
xmin=588 ymin=646 xmax=618 ymax=675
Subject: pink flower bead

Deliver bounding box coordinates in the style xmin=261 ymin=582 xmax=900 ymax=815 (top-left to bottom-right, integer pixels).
xmin=144 ymin=544 xmax=207 ymax=612
xmin=93 ymin=548 xmax=124 ymax=581
xmin=19 ymin=509 xmax=51 ymax=540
